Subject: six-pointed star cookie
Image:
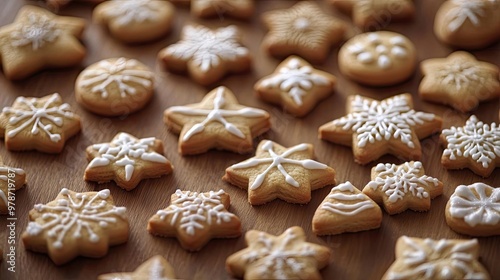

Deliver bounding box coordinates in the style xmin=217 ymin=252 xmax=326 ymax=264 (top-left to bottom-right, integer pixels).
xmin=254 ymin=56 xmax=336 ymax=117
xmin=362 ymin=161 xmax=443 ymax=215
xmin=191 ymin=0 xmax=254 ymax=19
xmin=0 ymin=93 xmax=81 ymax=153
xmin=21 ymin=188 xmax=129 ymax=265
xmin=441 ymin=115 xmax=500 ymax=177
xmin=0 ymin=5 xmax=86 ymax=80
xmin=419 ymin=51 xmax=500 ymax=112
xmin=164 ymin=86 xmax=270 ymax=155
xmin=223 ymin=140 xmax=336 ymax=205
xmin=261 ymin=1 xmax=346 ymax=63
xmin=98 ymin=255 xmax=177 ymax=280
xmin=85 ymin=132 xmax=173 ymax=191
xmin=226 ymin=226 xmax=331 ymax=279
xmin=0 ymin=162 xmax=26 ymax=215
xmin=319 ymin=94 xmax=442 ymax=165
xmin=147 ymin=189 xmax=241 ymax=251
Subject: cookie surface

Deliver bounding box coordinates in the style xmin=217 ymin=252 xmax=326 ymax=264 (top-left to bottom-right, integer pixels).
xmin=0 ymin=164 xmax=26 ymax=215
xmin=98 ymin=255 xmax=177 ymax=280
xmin=191 ymin=0 xmax=254 ymax=19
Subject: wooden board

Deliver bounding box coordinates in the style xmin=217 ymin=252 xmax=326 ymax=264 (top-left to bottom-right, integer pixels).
xmin=1 ymin=0 xmax=499 ymax=279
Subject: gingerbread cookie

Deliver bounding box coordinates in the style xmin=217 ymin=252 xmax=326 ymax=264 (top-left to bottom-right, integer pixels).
xmin=0 ymin=93 xmax=81 ymax=153
xmin=226 ymin=226 xmax=331 ymax=280
xmin=261 ymin=1 xmax=346 ymax=63
xmin=441 ymin=115 xmax=499 ymax=177
xmin=338 ymin=31 xmax=416 ymax=86
xmin=158 ymin=24 xmax=251 ymax=86
xmin=22 ymin=188 xmax=129 ymax=265
xmin=164 ymin=86 xmax=270 ymax=155
xmin=0 ymin=5 xmax=86 ymax=80
xmin=148 ymin=189 xmax=241 ymax=251
xmin=98 ymin=255 xmax=177 ymax=280
xmin=312 ymin=181 xmax=382 ymax=235
xmin=93 ymin=0 xmax=175 ymax=44
xmin=434 ymin=0 xmax=500 ymax=49
xmin=191 ymin=0 xmax=254 ymax=19
xmin=85 ymin=132 xmax=173 ymax=191
xmin=223 ymin=140 xmax=336 ymax=205
xmin=419 ymin=51 xmax=500 ymax=112
xmin=75 ymin=57 xmax=155 ymax=116
xmin=254 ymin=56 xmax=336 ymax=117
xmin=383 ymin=236 xmax=490 ymax=280
xmin=0 ymin=164 xmax=26 ymax=215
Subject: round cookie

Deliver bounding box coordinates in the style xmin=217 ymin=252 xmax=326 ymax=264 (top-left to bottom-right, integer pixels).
xmin=338 ymin=31 xmax=416 ymax=86
xmin=75 ymin=57 xmax=154 ymax=117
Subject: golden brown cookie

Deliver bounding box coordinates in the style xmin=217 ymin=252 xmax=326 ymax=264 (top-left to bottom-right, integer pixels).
xmin=21 ymin=188 xmax=129 ymax=265
xmin=226 ymin=226 xmax=331 ymax=280
xmin=98 ymin=255 xmax=177 ymax=280
xmin=254 ymin=56 xmax=336 ymax=117
xmin=223 ymin=140 xmax=336 ymax=205
xmin=191 ymin=0 xmax=254 ymax=19
xmin=44 ymin=0 xmax=105 ymax=9
xmin=0 ymin=164 xmax=26 ymax=215
xmin=148 ymin=189 xmax=241 ymax=251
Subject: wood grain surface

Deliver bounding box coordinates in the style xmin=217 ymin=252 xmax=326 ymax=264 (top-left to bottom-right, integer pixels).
xmin=0 ymin=1 xmax=499 ymax=279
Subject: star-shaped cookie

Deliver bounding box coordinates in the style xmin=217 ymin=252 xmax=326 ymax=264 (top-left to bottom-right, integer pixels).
xmin=85 ymin=132 xmax=173 ymax=191
xmin=419 ymin=51 xmax=500 ymax=112
xmin=223 ymin=140 xmax=336 ymax=205
xmin=226 ymin=226 xmax=331 ymax=279
xmin=147 ymin=189 xmax=241 ymax=251
xmin=319 ymin=94 xmax=442 ymax=165
xmin=191 ymin=0 xmax=254 ymax=19
xmin=255 ymin=56 xmax=336 ymax=117
xmin=261 ymin=1 xmax=346 ymax=63
xmin=0 ymin=162 xmax=26 ymax=215
xmin=0 ymin=6 xmax=86 ymax=80
xmin=164 ymin=86 xmax=270 ymax=155
xmin=98 ymin=255 xmax=177 ymax=280
xmin=0 ymin=93 xmax=81 ymax=153
xmin=441 ymin=115 xmax=500 ymax=177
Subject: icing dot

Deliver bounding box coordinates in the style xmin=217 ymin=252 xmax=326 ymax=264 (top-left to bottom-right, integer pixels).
xmin=375 ymin=45 xmax=388 ymax=54
xmin=99 ymin=221 xmax=108 ymax=227
xmin=391 ymin=46 xmax=407 ymax=58
xmin=58 ymin=199 xmax=69 ymax=206
xmin=60 ymin=188 xmax=69 ymax=195
xmin=53 ymin=241 xmax=63 ymax=249
xmin=98 ymin=189 xmax=110 ymax=199
xmin=357 ymin=52 xmax=374 ymax=63
xmin=389 ymin=36 xmax=405 ymax=45
xmin=293 ymin=17 xmax=310 ymax=31
xmin=367 ymin=33 xmax=380 ymax=44
xmin=90 ymin=234 xmax=100 ymax=243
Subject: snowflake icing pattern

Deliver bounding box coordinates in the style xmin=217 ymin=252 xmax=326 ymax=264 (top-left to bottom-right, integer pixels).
xmin=450 ymin=183 xmax=500 ymax=227
xmin=10 ymin=13 xmax=60 ymax=50
xmin=435 ymin=61 xmax=483 ymax=90
xmin=446 ymin=0 xmax=488 ymax=32
xmin=106 ymin=0 xmax=160 ymax=26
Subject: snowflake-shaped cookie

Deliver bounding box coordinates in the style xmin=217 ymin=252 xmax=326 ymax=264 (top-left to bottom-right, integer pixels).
xmin=441 ymin=115 xmax=500 ymax=177
xmin=319 ymin=94 xmax=442 ymax=164
xmin=363 ymin=161 xmax=443 ymax=215
xmin=223 ymin=140 xmax=336 ymax=205
xmin=191 ymin=0 xmax=254 ymax=19
xmin=98 ymin=255 xmax=177 ymax=280
xmin=0 ymin=165 xmax=26 ymax=215
xmin=383 ymin=236 xmax=490 ymax=280
xmin=85 ymin=132 xmax=173 ymax=191
xmin=158 ymin=25 xmax=251 ymax=85
xmin=148 ymin=189 xmax=241 ymax=251
xmin=226 ymin=226 xmax=331 ymax=279
xmin=0 ymin=93 xmax=81 ymax=153
xmin=21 ymin=188 xmax=129 ymax=265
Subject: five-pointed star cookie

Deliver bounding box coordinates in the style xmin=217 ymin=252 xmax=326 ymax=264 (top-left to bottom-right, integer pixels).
xmin=255 ymin=56 xmax=336 ymax=117
xmin=223 ymin=140 xmax=336 ymax=205
xmin=362 ymin=161 xmax=443 ymax=215
xmin=441 ymin=115 xmax=500 ymax=177
xmin=21 ymin=188 xmax=129 ymax=265
xmin=0 ymin=162 xmax=26 ymax=215
xmin=261 ymin=1 xmax=346 ymax=63
xmin=0 ymin=5 xmax=86 ymax=80
xmin=0 ymin=93 xmax=81 ymax=153
xmin=98 ymin=255 xmax=177 ymax=280
xmin=164 ymin=86 xmax=270 ymax=155
xmin=147 ymin=189 xmax=241 ymax=251
xmin=319 ymin=94 xmax=442 ymax=165
xmin=226 ymin=226 xmax=331 ymax=279
xmin=419 ymin=51 xmax=500 ymax=112
xmin=85 ymin=132 xmax=173 ymax=191
xmin=191 ymin=0 xmax=254 ymax=19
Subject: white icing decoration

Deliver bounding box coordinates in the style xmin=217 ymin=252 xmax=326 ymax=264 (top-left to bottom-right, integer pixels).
xmin=79 ymin=58 xmax=153 ymax=99
xmin=442 ymin=115 xmax=500 ymax=168
xmin=156 ymin=189 xmax=235 ymax=236
xmin=333 ymin=95 xmax=436 ymax=148
xmin=347 ymin=33 xmax=409 ymax=69
xmin=26 ymin=188 xmax=127 ymax=249
xmin=293 ymin=17 xmax=310 ymax=30
xmin=165 ymin=25 xmax=248 ymax=73
xmin=366 ymin=162 xmax=439 ymax=203
xmin=88 ymin=133 xmax=168 ymax=181
xmin=0 ymin=167 xmax=25 ymax=209
xmin=149 ymin=258 xmax=170 ymax=280
xmin=435 ymin=62 xmax=485 ymax=91
xmin=168 ymin=87 xmax=267 ymax=141
xmin=446 ymin=0 xmax=488 ymax=32
xmin=260 ymin=58 xmax=331 ymax=106
xmin=105 ymin=0 xmax=161 ymax=26
xmin=320 ymin=181 xmax=374 ymax=216
xmin=2 ymin=93 xmax=76 ymax=143
xmin=230 ymin=140 xmax=327 ymax=190
xmin=449 ymin=183 xmax=500 ymax=227
xmin=10 ymin=13 xmax=60 ymax=50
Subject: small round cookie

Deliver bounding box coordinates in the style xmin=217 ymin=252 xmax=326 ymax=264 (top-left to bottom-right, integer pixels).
xmin=75 ymin=57 xmax=154 ymax=117
xmin=338 ymin=31 xmax=416 ymax=86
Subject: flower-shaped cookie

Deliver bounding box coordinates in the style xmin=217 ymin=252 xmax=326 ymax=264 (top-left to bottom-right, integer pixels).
xmin=0 ymin=5 xmax=86 ymax=80
xmin=0 ymin=164 xmax=26 ymax=215
xmin=98 ymin=255 xmax=177 ymax=280
xmin=21 ymin=188 xmax=129 ymax=265
xmin=191 ymin=0 xmax=254 ymax=19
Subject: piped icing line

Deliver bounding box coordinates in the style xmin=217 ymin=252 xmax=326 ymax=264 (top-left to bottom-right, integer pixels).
xmin=10 ymin=12 xmax=60 ymax=50
xmin=446 ymin=0 xmax=488 ymax=32
xmin=320 ymin=181 xmax=374 ymax=216
xmin=449 ymin=183 xmax=500 ymax=227
xmin=104 ymin=0 xmax=161 ymax=26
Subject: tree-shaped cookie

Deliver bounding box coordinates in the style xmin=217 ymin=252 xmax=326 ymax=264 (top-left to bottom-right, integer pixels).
xmin=0 ymin=163 xmax=26 ymax=215
xmin=98 ymin=255 xmax=177 ymax=280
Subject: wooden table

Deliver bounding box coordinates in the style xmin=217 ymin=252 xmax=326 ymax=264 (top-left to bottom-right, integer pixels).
xmin=1 ymin=1 xmax=499 ymax=279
